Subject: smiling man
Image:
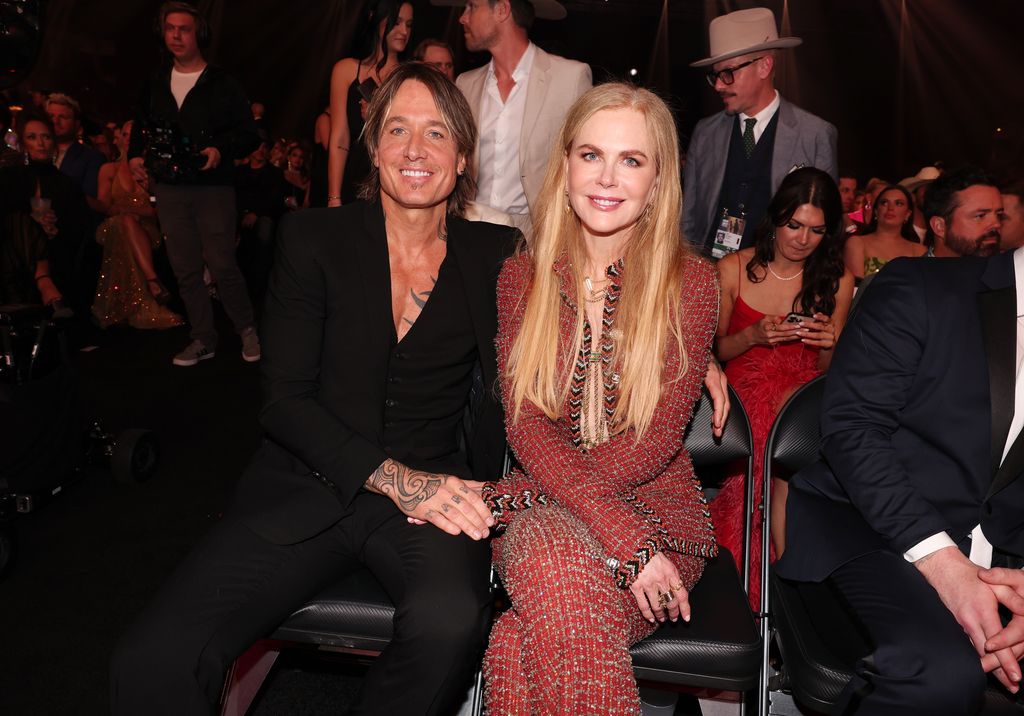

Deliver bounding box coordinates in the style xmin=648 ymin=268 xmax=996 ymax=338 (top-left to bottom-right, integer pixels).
xmin=683 ymin=8 xmax=837 ymax=258
xmin=111 ymin=63 xmax=517 ymax=716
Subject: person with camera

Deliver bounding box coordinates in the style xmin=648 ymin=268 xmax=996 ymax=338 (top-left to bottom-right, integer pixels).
xmin=128 ymin=1 xmax=261 ymax=366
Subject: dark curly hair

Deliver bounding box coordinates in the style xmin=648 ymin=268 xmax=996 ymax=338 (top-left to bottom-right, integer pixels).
xmin=746 ymin=167 xmax=847 ymax=317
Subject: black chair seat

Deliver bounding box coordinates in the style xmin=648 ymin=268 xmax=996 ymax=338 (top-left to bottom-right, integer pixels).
xmin=631 ymin=548 xmax=761 ymax=691
xmin=769 ymin=573 xmax=865 ymax=712
xmin=276 ymin=548 xmax=760 ymax=693
xmin=271 ymin=569 xmax=394 ymax=652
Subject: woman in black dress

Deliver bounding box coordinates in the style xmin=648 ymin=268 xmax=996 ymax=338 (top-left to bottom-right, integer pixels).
xmin=325 ymin=0 xmax=414 ymax=207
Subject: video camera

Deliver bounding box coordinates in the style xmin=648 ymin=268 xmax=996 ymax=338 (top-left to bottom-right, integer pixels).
xmin=139 ymin=119 xmax=206 ymax=185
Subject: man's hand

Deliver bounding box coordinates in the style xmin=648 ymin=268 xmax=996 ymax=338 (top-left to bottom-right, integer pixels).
xmin=916 ymin=547 xmax=1021 ymax=691
xmin=703 ymin=357 xmax=730 ymax=438
xmin=979 ymin=567 xmax=1024 ymax=690
xmin=366 ymin=459 xmax=494 ymax=540
xmin=199 ymin=146 xmax=221 ymax=171
xmin=129 ymin=156 xmax=148 ymax=184
xmin=630 ymin=552 xmax=690 ymax=624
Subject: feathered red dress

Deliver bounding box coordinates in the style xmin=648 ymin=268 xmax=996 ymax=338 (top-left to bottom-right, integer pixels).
xmin=480 ymin=252 xmax=720 ymax=715
xmin=711 ymin=295 xmax=820 ymax=609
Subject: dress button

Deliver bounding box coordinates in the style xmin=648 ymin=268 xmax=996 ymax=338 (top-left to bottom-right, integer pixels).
xmin=385 ymin=399 xmax=396 ymax=408
xmin=395 ymin=352 xmax=406 ymax=360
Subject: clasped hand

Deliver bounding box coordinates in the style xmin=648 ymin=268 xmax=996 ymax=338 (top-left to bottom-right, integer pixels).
xmin=918 ymin=548 xmax=1024 ymax=693
xmin=367 ymin=459 xmax=494 ymax=540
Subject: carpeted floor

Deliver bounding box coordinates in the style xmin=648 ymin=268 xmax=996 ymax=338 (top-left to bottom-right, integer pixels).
xmin=0 ymin=311 xmax=706 ymax=716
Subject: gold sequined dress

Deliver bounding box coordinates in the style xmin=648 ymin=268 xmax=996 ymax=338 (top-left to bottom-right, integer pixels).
xmin=92 ymin=172 xmax=182 ymax=329
xmin=481 ymin=253 xmax=720 ymax=715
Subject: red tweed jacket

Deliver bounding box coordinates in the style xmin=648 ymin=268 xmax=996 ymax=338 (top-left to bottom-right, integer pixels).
xmin=483 ymin=251 xmax=721 ymax=589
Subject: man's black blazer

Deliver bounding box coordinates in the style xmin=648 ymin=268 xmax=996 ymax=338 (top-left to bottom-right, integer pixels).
xmin=231 ymin=200 xmax=517 ymax=545
xmin=777 ymin=251 xmax=1024 ymax=582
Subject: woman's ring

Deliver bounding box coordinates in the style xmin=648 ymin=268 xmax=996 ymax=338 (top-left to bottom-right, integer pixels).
xmin=768 ymin=323 xmax=776 ymax=332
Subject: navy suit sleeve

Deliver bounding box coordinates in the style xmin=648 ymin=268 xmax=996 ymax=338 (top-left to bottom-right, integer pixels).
xmin=258 ymin=213 xmax=387 ymax=507
xmin=819 ymin=259 xmax=952 ymax=553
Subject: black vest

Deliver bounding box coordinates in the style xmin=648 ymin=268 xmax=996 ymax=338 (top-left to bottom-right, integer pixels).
xmin=381 ymin=251 xmax=478 ymax=478
xmin=705 ymin=111 xmax=780 ymax=252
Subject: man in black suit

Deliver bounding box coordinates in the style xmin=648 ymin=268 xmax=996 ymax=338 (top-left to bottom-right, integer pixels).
xmin=777 ymin=240 xmax=1024 ymax=713
xmin=112 ymin=62 xmax=511 ymax=716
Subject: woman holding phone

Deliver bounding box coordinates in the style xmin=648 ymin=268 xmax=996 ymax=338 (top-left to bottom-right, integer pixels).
xmin=326 ymin=0 xmax=414 ymax=207
xmin=712 ymin=167 xmax=853 ymax=606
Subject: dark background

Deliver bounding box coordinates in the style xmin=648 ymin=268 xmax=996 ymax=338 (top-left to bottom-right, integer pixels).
xmin=13 ymin=0 xmax=1024 ymax=186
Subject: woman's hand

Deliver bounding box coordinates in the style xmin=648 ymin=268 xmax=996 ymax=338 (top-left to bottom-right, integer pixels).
xmin=747 ymin=315 xmax=801 ymax=347
xmin=630 ymin=552 xmax=690 ymax=624
xmin=796 ymin=312 xmax=837 ymax=349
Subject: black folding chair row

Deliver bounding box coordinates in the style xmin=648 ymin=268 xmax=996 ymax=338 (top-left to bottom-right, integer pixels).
xmin=221 ymin=385 xmax=764 ymax=715
xmin=760 ymin=376 xmax=1024 ymax=715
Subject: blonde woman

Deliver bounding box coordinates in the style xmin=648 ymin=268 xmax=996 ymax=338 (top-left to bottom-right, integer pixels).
xmin=481 ymin=83 xmax=720 ymax=714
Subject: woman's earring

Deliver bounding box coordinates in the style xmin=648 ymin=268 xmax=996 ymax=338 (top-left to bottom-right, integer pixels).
xmin=564 ymin=189 xmax=571 ymax=214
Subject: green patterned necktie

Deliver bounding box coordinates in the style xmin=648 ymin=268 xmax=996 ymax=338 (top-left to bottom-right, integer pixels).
xmin=743 ymin=117 xmax=757 ymax=157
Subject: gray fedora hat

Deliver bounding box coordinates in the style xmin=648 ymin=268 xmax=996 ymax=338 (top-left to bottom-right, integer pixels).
xmin=429 ymin=0 xmax=567 ymax=21
xmin=691 ymin=8 xmax=801 ymax=68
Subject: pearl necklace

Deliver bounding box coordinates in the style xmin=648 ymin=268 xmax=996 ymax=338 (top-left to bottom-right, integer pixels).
xmin=767 ymin=262 xmax=804 ymax=281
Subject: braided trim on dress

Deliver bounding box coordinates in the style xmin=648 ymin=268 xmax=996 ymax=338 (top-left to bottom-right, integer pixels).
xmin=611 ymin=489 xmax=718 ymax=588
xmin=482 ymin=482 xmax=550 ymax=535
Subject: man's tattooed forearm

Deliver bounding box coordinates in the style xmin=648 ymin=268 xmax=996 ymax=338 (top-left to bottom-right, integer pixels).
xmin=366 ymin=459 xmax=446 ymax=513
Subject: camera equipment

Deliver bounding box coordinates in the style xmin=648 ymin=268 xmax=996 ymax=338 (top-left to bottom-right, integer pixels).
xmin=139 ymin=119 xmax=206 ymax=185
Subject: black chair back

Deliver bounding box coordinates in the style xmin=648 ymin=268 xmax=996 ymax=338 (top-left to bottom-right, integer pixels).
xmin=685 ymin=384 xmax=753 ymax=474
xmin=764 ymin=375 xmax=827 ymax=479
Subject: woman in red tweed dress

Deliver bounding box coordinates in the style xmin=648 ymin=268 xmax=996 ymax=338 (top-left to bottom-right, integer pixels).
xmin=479 ymin=83 xmax=721 ymax=715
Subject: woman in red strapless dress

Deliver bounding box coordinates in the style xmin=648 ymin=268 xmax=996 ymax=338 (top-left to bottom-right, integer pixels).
xmin=713 ymin=168 xmax=855 ymax=608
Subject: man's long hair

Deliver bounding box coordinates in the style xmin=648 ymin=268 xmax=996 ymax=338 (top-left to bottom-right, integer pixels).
xmin=506 ymin=82 xmax=692 ymax=440
xmin=358 ymin=62 xmax=477 ymax=216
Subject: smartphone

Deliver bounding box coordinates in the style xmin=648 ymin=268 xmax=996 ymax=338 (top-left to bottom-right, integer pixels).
xmin=357 ymin=77 xmax=378 ymax=103
xmin=784 ymin=312 xmax=813 ymax=324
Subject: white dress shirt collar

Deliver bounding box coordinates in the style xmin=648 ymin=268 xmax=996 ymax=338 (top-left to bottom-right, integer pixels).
xmin=739 ymin=90 xmax=781 ymax=145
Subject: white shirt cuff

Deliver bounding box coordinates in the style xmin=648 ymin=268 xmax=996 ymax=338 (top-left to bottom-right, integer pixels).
xmin=904 ymin=532 xmax=957 ymax=563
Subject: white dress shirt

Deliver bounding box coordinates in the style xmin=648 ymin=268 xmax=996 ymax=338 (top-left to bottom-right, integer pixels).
xmin=475 ymin=42 xmax=536 ymax=217
xmin=905 ymin=246 xmax=1024 ymax=567
xmin=739 ymin=90 xmax=781 ymax=145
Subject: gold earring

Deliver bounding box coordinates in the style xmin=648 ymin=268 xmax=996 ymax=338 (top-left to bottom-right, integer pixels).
xmin=564 ymin=190 xmax=572 ymax=214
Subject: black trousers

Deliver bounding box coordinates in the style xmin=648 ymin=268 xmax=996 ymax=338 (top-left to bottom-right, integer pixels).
xmin=110 ymin=492 xmax=492 ymax=715
xmin=827 ymin=550 xmax=989 ymax=716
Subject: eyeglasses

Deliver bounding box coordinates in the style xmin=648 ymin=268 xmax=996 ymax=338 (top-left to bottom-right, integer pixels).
xmin=705 ymin=57 xmax=763 ymax=87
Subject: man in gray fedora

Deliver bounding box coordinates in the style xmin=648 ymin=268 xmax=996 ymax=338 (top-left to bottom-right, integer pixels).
xmin=683 ymin=7 xmax=837 ymax=258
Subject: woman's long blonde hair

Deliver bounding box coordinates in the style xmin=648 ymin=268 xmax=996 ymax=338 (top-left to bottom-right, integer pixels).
xmin=507 ymin=83 xmax=693 ymax=439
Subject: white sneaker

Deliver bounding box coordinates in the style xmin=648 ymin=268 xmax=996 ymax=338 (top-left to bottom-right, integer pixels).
xmin=173 ymin=340 xmax=215 ymax=367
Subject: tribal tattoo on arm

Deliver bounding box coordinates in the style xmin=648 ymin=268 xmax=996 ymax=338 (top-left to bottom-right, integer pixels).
xmin=365 ymin=458 xmax=447 ymax=515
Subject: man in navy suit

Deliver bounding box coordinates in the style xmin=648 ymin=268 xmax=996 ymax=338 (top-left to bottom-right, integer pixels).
xmin=46 ymin=93 xmax=105 ymax=208
xmin=777 ymin=229 xmax=1024 ymax=713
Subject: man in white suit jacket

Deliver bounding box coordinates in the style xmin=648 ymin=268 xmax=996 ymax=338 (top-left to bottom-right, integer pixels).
xmin=449 ymin=0 xmax=591 ymax=231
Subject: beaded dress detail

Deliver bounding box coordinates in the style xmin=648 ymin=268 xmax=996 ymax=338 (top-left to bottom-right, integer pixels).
xmin=92 ymin=171 xmax=182 ymax=329
xmin=481 ymin=252 xmax=720 ymax=715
